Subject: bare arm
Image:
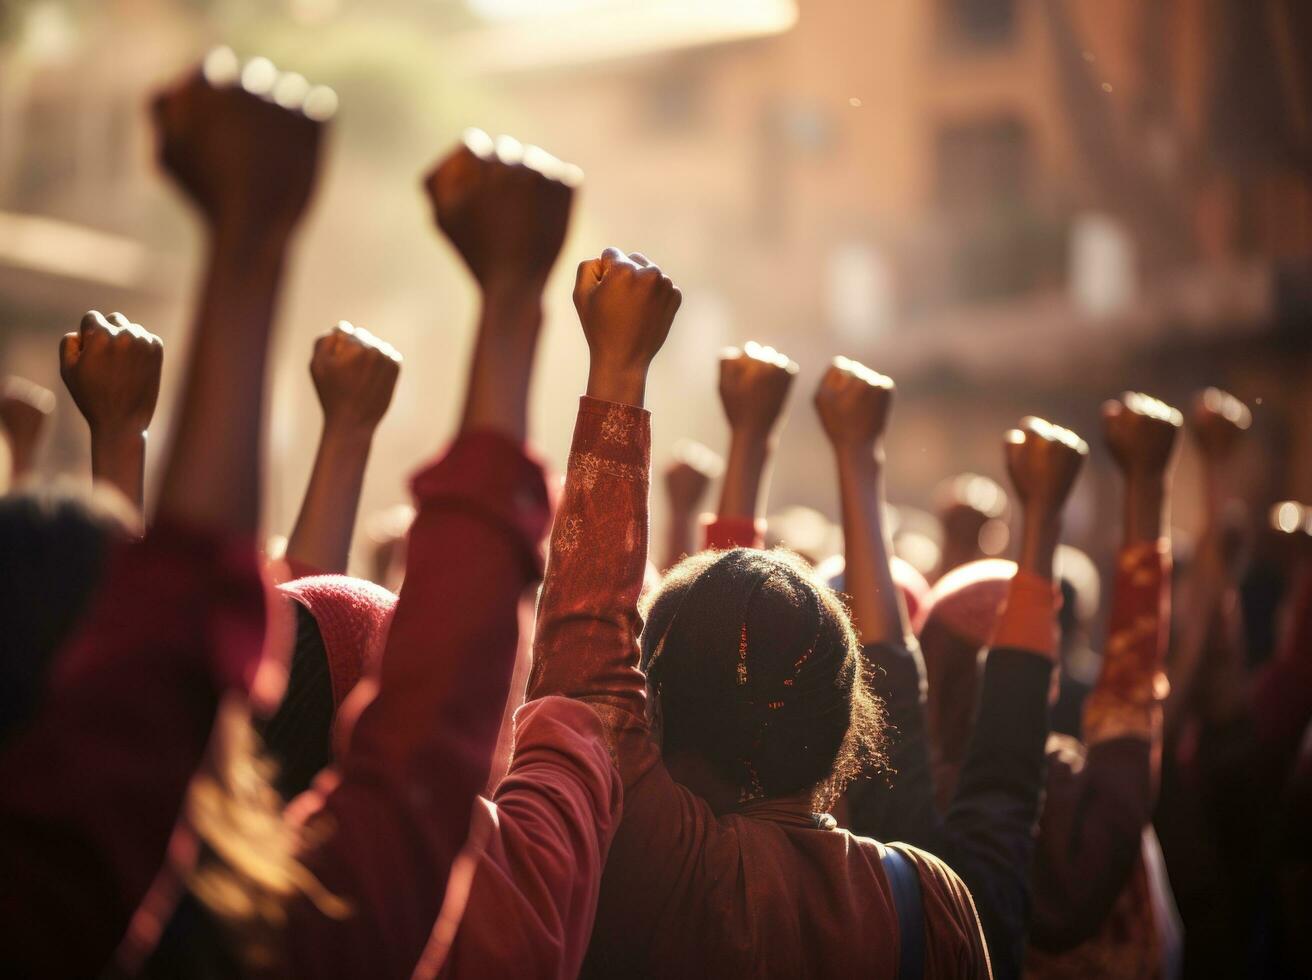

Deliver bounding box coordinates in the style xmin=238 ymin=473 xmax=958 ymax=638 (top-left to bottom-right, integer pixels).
xmin=815 ymin=356 xmax=908 ymax=647
xmin=715 ymin=342 xmax=796 ymax=522
xmin=0 ymin=377 xmax=54 ymax=486
xmin=286 ymin=322 xmax=401 ymax=573
xmin=662 ymin=440 xmax=720 ymax=569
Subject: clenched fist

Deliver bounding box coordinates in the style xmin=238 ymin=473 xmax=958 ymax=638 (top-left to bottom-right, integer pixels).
xmin=719 ymin=342 xmax=798 ymax=439
xmin=152 ymin=47 xmax=331 ymax=239
xmin=60 ymin=311 xmax=163 ymax=437
xmin=310 ymin=321 xmax=402 ymax=431
xmin=1004 ymin=416 xmax=1088 ymax=517
xmin=665 ymin=440 xmax=723 ymax=515
xmin=1102 ymin=391 xmax=1182 ymax=479
xmin=1190 ymin=388 xmax=1251 ymax=462
xmin=425 ymin=129 xmax=580 ymax=293
xmin=575 ymin=248 xmax=681 ymax=405
xmin=814 ymin=355 xmax=894 ymax=451
xmin=0 ymin=376 xmax=55 ymax=479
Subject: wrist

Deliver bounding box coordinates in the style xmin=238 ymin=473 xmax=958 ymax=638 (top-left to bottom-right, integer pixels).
xmin=481 ymin=286 xmax=544 ymax=329
xmin=319 ymin=418 xmax=377 ymax=453
xmin=90 ymin=423 xmax=147 ymax=451
xmin=832 ymin=440 xmax=883 ymax=472
xmin=586 ymin=363 xmax=648 ymax=407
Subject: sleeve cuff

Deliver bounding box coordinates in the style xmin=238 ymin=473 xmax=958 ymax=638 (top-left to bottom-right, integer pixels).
xmin=702 ymin=514 xmax=765 ymax=551
xmin=567 ymin=396 xmax=651 ymax=483
xmin=410 ymin=429 xmax=551 ymax=577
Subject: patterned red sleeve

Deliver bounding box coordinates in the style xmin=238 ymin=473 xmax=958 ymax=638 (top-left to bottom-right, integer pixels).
xmin=1083 ymin=539 xmax=1171 ymax=745
xmin=528 ymin=396 xmax=652 ymax=731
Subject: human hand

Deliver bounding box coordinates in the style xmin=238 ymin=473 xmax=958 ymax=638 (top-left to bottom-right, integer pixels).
xmin=0 ymin=376 xmax=55 ymax=477
xmin=152 ymin=47 xmax=331 ymax=244
xmin=1190 ymin=388 xmax=1251 ymax=462
xmin=664 ymin=440 xmax=723 ymax=514
xmin=575 ymin=248 xmax=681 ymax=406
xmin=1004 ymin=416 xmax=1088 ymax=518
xmin=1102 ymin=391 xmax=1182 ymax=480
xmin=814 ymin=355 xmax=894 ymax=453
xmin=426 ymin=129 xmax=579 ymax=296
xmin=59 ymin=311 xmax=162 ymax=438
xmin=718 ymin=342 xmax=798 ymax=440
xmin=310 ymin=321 xmax=402 ymax=432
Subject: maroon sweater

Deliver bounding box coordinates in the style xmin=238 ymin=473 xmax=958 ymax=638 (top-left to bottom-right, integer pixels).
xmin=529 ymin=397 xmax=991 ymax=979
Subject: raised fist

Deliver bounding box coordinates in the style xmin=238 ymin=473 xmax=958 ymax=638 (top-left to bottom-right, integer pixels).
xmin=1190 ymin=387 xmax=1251 ymax=462
xmin=152 ymin=47 xmax=331 ymax=238
xmin=310 ymin=321 xmax=402 ymax=431
xmin=665 ymin=439 xmax=723 ymax=514
xmin=719 ymin=342 xmax=798 ymax=438
xmin=0 ymin=376 xmax=55 ymax=474
xmin=1102 ymin=391 xmax=1182 ymax=479
xmin=814 ymin=355 xmax=894 ymax=450
xmin=425 ymin=129 xmax=580 ymax=293
xmin=574 ymin=248 xmax=681 ymax=378
xmin=59 ymin=311 xmax=162 ymax=436
xmin=1003 ymin=416 xmax=1088 ymax=516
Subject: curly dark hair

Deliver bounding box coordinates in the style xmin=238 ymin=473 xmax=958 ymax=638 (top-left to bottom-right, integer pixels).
xmin=640 ymin=547 xmax=885 ymax=810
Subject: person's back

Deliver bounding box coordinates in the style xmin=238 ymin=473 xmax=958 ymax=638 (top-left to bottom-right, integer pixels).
xmin=584 ymin=783 xmax=985 ymax=977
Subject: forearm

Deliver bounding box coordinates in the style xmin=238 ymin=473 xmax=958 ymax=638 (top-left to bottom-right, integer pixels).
xmin=718 ymin=429 xmax=772 ymax=521
xmin=158 ymin=231 xmax=288 ymax=533
xmin=286 ymin=424 xmax=374 ymax=574
xmin=1084 ymin=477 xmax=1170 ymax=753
xmin=528 ymin=397 xmax=651 ymax=720
xmin=461 ymin=289 xmax=543 ymax=443
xmin=664 ymin=506 xmax=699 ymax=570
xmin=89 ymin=427 xmax=147 ymax=514
xmin=835 ymin=445 xmax=910 ymax=647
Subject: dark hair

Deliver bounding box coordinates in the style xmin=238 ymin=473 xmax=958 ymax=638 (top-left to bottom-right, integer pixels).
xmin=0 ymin=484 xmax=133 ymax=742
xmin=640 ymin=548 xmax=884 ymax=809
xmin=256 ymin=603 xmax=335 ymax=801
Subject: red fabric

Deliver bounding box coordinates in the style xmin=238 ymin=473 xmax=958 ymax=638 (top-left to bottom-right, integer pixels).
xmin=0 ymin=521 xmax=269 ymax=978
xmin=530 ymin=397 xmax=991 ymax=979
xmin=436 ymin=697 xmax=621 ymax=979
xmin=278 ymin=575 xmax=396 ymax=711
xmin=701 ymin=513 xmax=764 ymax=550
xmin=278 ymin=430 xmax=552 ymax=979
xmin=1249 ymin=565 xmax=1312 ymax=759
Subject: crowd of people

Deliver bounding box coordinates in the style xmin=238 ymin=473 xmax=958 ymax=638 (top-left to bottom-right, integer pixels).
xmin=0 ymin=52 xmax=1309 ymax=979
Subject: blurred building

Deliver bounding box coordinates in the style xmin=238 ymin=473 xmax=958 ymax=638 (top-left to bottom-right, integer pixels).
xmin=0 ymin=0 xmax=1309 ymax=573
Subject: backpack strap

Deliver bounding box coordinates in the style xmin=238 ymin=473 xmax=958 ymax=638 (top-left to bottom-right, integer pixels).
xmin=881 ymin=845 xmax=926 ymax=980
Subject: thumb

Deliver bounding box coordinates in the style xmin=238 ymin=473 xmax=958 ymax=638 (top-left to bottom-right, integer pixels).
xmin=59 ymin=332 xmax=81 ymax=377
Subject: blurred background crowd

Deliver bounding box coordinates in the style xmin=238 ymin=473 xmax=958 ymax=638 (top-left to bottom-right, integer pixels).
xmin=1 ymin=0 xmax=1310 ymax=635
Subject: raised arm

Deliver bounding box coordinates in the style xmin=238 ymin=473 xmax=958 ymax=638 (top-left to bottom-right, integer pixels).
xmin=0 ymin=53 xmax=327 ymax=976
xmin=528 ymin=247 xmax=680 ymax=717
xmin=708 ymin=342 xmax=796 ymax=549
xmin=662 ymin=439 xmax=721 ymax=570
xmin=1165 ymin=388 xmax=1252 ymax=737
xmin=281 ymin=133 xmax=574 ymax=978
xmin=285 ymin=322 xmax=401 ymax=575
xmin=0 ymin=377 xmax=54 ymax=487
xmin=59 ymin=310 xmax=163 ymax=517
xmin=1027 ymin=393 xmax=1181 ymax=952
xmin=945 ymin=416 xmax=1088 ymax=979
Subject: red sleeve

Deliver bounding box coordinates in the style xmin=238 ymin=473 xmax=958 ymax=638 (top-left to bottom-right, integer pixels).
xmin=439 ymin=696 xmax=621 ymax=980
xmin=526 ymin=397 xmax=717 ymax=947
xmin=1082 ymin=538 xmax=1171 ymax=747
xmin=282 ymin=431 xmax=549 ymax=979
xmin=1249 ymin=565 xmax=1312 ymax=758
xmin=0 ymin=523 xmax=267 ymax=978
xmin=701 ymin=513 xmax=764 ymax=551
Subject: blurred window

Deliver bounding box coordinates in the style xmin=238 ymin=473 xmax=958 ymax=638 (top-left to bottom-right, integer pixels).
xmin=935 ymin=115 xmax=1030 ymax=210
xmin=941 ymin=0 xmax=1015 ymax=49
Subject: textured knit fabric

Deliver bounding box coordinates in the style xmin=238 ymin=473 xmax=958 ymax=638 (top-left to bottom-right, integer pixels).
xmin=530 ymin=397 xmax=991 ymax=979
